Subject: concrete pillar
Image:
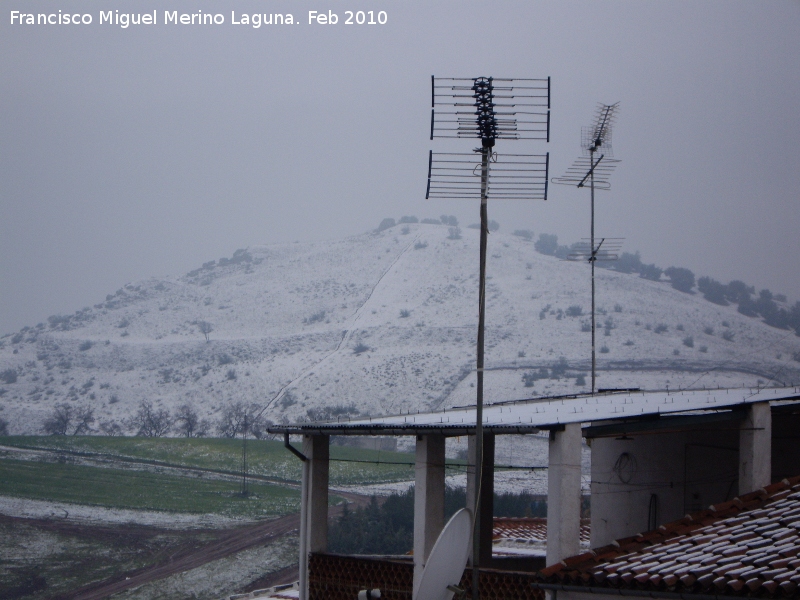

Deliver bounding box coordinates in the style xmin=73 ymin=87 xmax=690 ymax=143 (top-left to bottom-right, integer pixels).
xmin=299 ymin=434 xmax=329 ymax=600
xmin=413 ymin=434 xmax=446 ymax=593
xmin=546 ymin=424 xmax=582 ymax=566
xmin=739 ymin=402 xmax=772 ymax=494
xmin=466 ymin=433 xmax=495 ymax=566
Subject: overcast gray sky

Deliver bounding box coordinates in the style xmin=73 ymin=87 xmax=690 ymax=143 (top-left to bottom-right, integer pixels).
xmin=2 ymin=1 xmax=799 ymax=334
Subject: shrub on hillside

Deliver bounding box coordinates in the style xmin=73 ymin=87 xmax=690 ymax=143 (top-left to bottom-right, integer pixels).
xmin=566 ymin=305 xmax=583 ymax=317
xmin=398 ymin=216 xmax=418 ymax=224
xmin=440 ymin=215 xmax=458 ymax=226
xmin=698 ymin=277 xmax=729 ymax=305
xmin=304 ymin=310 xmax=326 ymax=325
xmin=447 ymin=227 xmax=462 ymax=240
xmin=725 ymin=280 xmax=754 ymax=304
xmin=377 ymin=218 xmax=396 ymax=232
xmin=534 ymin=233 xmax=558 ymax=256
xmin=639 ymin=264 xmax=662 ymax=281
xmin=737 ymin=296 xmax=759 ymax=317
xmin=664 ymin=267 xmax=695 ymax=293
xmin=522 ymin=368 xmax=549 ymax=387
xmin=0 ymin=418 xmax=8 ymax=436
xmin=1 ymin=369 xmax=17 ymax=384
xmin=614 ymin=252 xmax=642 ymax=275
xmin=513 ymin=229 xmax=533 ymax=241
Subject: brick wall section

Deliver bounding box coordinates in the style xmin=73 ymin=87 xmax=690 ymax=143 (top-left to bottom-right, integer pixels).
xmin=309 ymin=554 xmax=413 ymax=600
xmin=308 ymin=554 xmax=545 ymax=600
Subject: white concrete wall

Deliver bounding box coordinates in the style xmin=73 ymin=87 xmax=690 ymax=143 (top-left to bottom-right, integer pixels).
xmin=413 ymin=434 xmax=445 ymax=593
xmin=739 ymin=402 xmax=772 ymax=494
xmin=590 ymin=425 xmax=738 ymax=548
xmin=299 ymin=434 xmax=329 ymax=600
xmin=546 ymin=424 xmax=582 ymax=566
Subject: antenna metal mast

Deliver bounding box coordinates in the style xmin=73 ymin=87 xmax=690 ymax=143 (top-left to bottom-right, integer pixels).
xmin=427 ymin=76 xmax=550 ymax=599
xmin=552 ymin=102 xmax=621 ymax=393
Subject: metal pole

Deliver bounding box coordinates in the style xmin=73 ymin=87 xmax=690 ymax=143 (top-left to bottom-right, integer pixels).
xmin=472 ymin=146 xmax=489 ymax=600
xmin=241 ymin=415 xmax=248 ymax=496
xmin=590 ymin=148 xmax=596 ymax=394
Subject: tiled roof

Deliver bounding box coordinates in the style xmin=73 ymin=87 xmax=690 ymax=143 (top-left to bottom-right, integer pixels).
xmin=539 ymin=476 xmax=800 ymax=598
xmin=493 ymin=517 xmax=590 ymax=558
xmin=494 ymin=517 xmax=591 ymax=544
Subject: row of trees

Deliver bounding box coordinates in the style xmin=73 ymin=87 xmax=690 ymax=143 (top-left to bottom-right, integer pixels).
xmin=376 ymin=215 xmax=461 ymax=232
xmin=328 ymin=486 xmax=548 ymax=555
xmin=532 ymin=232 xmax=799 ymax=335
xmin=35 ymin=400 xmax=270 ymax=439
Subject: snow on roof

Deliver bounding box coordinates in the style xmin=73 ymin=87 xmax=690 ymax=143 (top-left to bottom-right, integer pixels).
xmin=538 ymin=475 xmax=800 ymax=598
xmin=492 ymin=518 xmax=592 ymax=558
xmin=269 ymin=386 xmax=800 ymax=436
xmin=493 ymin=517 xmax=591 ymax=545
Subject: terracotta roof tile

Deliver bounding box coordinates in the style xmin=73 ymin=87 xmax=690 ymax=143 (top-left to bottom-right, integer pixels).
xmin=537 ymin=476 xmax=800 ymax=598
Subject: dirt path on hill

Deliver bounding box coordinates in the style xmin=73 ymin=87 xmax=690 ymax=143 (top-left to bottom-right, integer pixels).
xmin=261 ymin=232 xmax=422 ymax=413
xmin=50 ymin=492 xmax=371 ymax=600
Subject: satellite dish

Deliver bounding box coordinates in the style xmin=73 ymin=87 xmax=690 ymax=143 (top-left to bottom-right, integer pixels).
xmin=414 ymin=508 xmax=473 ymax=600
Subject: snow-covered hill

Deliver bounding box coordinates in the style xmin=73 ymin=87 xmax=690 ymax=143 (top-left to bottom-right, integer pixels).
xmin=1 ymin=223 xmax=799 ymax=435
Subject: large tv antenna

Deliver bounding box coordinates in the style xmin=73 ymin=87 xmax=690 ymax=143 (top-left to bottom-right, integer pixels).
xmin=426 ymin=76 xmax=550 ymax=599
xmin=552 ymin=102 xmax=621 ymax=393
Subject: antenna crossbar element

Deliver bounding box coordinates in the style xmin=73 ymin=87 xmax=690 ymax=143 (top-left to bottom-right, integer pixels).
xmin=431 ymin=77 xmax=551 ymax=145
xmin=551 ymin=154 xmax=620 ymax=190
xmin=426 ymin=151 xmax=549 ymax=201
xmin=566 ymin=238 xmax=624 ymax=262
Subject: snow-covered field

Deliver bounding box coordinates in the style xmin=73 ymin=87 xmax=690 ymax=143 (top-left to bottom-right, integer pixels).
xmin=113 ymin=534 xmax=299 ymax=600
xmin=1 ymin=223 xmax=798 ymax=435
xmin=0 ymin=495 xmax=250 ymax=529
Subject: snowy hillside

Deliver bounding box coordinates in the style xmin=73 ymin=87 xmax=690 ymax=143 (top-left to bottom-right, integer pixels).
xmin=1 ymin=222 xmax=799 ymax=435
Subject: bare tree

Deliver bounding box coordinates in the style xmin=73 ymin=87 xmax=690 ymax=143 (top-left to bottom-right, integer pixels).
xmin=217 ymin=401 xmax=267 ymax=439
xmin=196 ymin=321 xmax=213 ymax=342
xmin=72 ymin=406 xmax=95 ymax=436
xmin=99 ymin=420 xmax=123 ymax=436
xmin=43 ymin=403 xmax=73 ymax=435
xmin=175 ymin=403 xmax=211 ymax=438
xmin=131 ymin=401 xmax=172 ymax=437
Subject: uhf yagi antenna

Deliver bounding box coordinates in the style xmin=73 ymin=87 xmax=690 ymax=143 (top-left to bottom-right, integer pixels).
xmin=552 ymin=102 xmax=621 ymax=394
xmin=426 ymin=76 xmax=550 ymax=600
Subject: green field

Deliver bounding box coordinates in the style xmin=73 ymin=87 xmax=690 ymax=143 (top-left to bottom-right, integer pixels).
xmin=0 ymin=458 xmax=301 ymax=518
xmin=0 ymin=435 xmax=421 ymax=485
xmin=0 ymin=436 xmax=472 ymax=518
